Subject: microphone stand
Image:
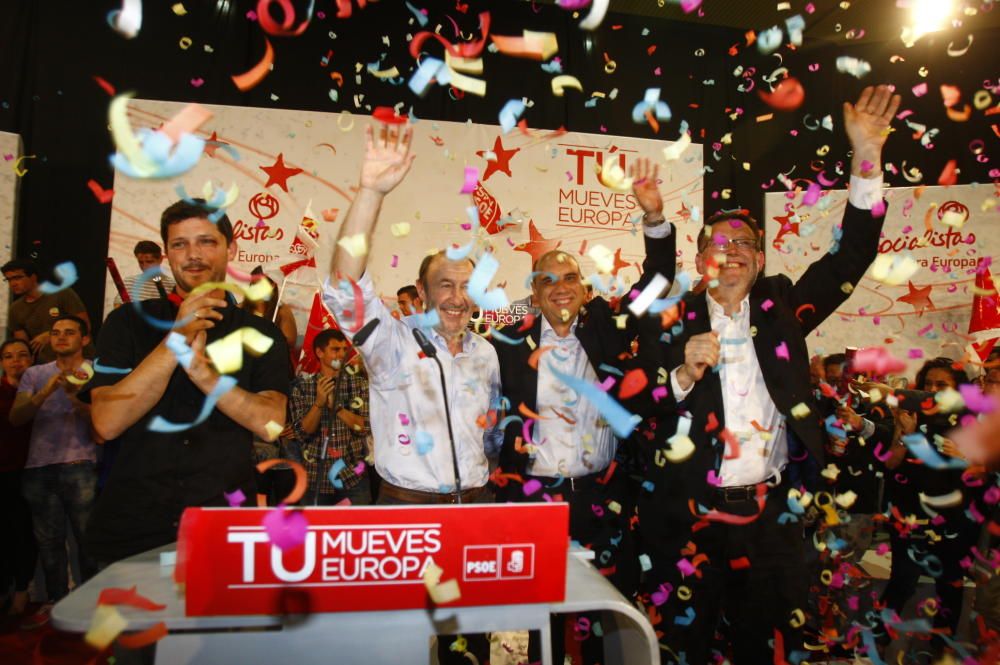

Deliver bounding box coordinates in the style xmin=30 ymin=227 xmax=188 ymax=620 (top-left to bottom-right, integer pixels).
xmin=312 ymin=369 xmax=344 ymax=506
xmin=411 ymin=328 xmax=463 ymax=504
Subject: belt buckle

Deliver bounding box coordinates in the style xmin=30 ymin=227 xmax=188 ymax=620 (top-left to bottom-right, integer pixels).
xmin=723 ymin=486 xmax=747 ymax=503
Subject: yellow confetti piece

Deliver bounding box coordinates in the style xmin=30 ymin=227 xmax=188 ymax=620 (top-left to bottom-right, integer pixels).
xmin=423 ymin=562 xmax=461 ymax=604
xmin=607 ymin=500 xmax=621 ymax=514
xmin=869 ymin=254 xmax=920 ymax=286
xmin=172 ymin=3 xmax=187 ymax=15
xmin=597 ymin=160 xmax=633 ymax=193
xmin=445 ymin=52 xmax=483 ymax=75
xmin=65 ymin=361 xmax=95 ymax=386
xmin=390 ymin=222 xmax=411 ymax=237
xmin=337 ymin=233 xmax=368 ymax=258
xmin=662 ymin=132 xmax=692 ymax=162
xmin=613 ymin=314 xmax=628 ymax=330
xmin=934 ymin=387 xmax=964 ymax=413
xmin=201 ymin=180 xmax=239 ymax=209
xmin=790 ymin=402 xmax=811 ymax=419
xmin=206 ymin=330 xmax=244 ymax=375
xmin=820 ymin=464 xmax=840 ymax=481
xmin=188 ymin=279 xmax=272 ymax=303
xmin=446 ymin=67 xmax=487 ymax=96
xmin=264 ymin=420 xmax=283 ymax=442
xmin=85 ymin=605 xmax=128 ymax=650
xmin=551 ymin=75 xmax=584 ymax=97
xmin=109 ymin=93 xmax=159 ymax=177
xmin=939 ymin=209 xmax=967 ymax=229
xmin=240 ymin=327 xmax=275 ymax=356
xmin=12 ymin=155 xmax=35 ymax=177
xmin=834 ymin=490 xmax=857 ymax=509
xmin=587 ymin=244 xmax=615 ymax=273
xmin=789 ymin=608 xmax=805 ymax=628
xmin=664 ymin=434 xmax=695 ymax=462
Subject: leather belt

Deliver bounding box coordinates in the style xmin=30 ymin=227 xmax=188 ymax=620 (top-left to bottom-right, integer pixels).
xmin=713 ymin=475 xmax=779 ymax=504
xmin=380 ymin=481 xmax=485 ymax=505
xmin=524 ymin=470 xmax=605 ymax=493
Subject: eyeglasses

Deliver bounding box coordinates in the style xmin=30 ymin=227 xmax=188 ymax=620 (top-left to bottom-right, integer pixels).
xmin=704 ymin=237 xmax=757 ymax=253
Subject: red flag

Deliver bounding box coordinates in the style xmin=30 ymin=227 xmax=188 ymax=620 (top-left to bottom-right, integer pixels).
xmin=969 ymin=260 xmax=1000 ymax=362
xmin=297 ymin=292 xmax=338 ymax=373
xmin=472 ymin=182 xmax=503 ymax=234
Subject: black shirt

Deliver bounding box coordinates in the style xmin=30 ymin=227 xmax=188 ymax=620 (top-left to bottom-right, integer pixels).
xmin=81 ymin=297 xmax=290 ymax=563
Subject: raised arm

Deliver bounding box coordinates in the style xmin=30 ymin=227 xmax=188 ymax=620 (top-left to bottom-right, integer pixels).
xmin=331 ymin=124 xmax=415 ymax=281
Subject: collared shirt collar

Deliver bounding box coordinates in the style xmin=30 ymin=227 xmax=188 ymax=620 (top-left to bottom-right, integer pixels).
xmin=706 ymin=290 xmax=749 ymax=320
xmin=539 ymin=313 xmax=579 ymax=343
xmin=428 ymin=325 xmax=475 ymax=355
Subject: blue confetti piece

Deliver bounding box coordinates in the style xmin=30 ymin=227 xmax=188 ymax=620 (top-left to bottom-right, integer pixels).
xmin=468 ymin=252 xmax=509 ymax=312
xmin=93 ymin=358 xmax=132 ymax=375
xmin=404 ymin=2 xmax=428 ymax=26
xmin=38 ymin=262 xmax=78 ymax=295
xmin=498 ymin=99 xmax=526 ymax=134
xmin=548 ymin=363 xmax=640 ymax=438
xmin=328 ymin=458 xmax=346 ymax=489
xmin=902 ymin=432 xmax=968 ymax=470
xmin=149 ymin=375 xmax=237 ymax=433
xmin=673 ymin=607 xmax=696 ymax=626
xmin=111 ymin=130 xmax=205 ymax=179
xmin=415 ymin=430 xmax=434 ymax=455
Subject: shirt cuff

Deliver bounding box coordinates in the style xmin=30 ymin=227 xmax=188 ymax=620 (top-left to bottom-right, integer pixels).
xmin=847 ymin=174 xmax=883 ymax=210
xmin=642 ymin=219 xmax=673 ymax=239
xmin=669 ymin=366 xmax=694 ymax=402
xmin=321 ymin=272 xmax=385 ymax=338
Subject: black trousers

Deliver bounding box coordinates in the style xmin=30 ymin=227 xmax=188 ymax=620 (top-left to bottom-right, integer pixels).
xmin=0 ymin=469 xmax=37 ymax=594
xmin=507 ymin=468 xmax=640 ymax=665
xmin=640 ymin=481 xmax=808 ymax=665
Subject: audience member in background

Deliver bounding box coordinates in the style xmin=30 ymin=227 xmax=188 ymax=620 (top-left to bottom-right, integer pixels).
xmin=973 ymin=348 xmax=1000 ymax=635
xmin=809 ymin=352 xmax=893 ymax=646
xmin=810 ymin=354 xmax=827 ymax=388
xmin=286 ymin=329 xmax=372 ymax=505
xmin=879 ymin=357 xmax=982 ymax=658
xmin=2 ymin=259 xmax=94 ymax=362
xmin=113 ymin=240 xmax=176 ymax=305
xmin=82 ymin=199 xmax=289 ymax=567
xmin=395 ymin=284 xmax=422 ymax=316
xmin=0 ymin=339 xmax=37 ymax=617
xmin=9 ymin=316 xmax=99 ymax=619
xmin=242 ymin=266 xmax=298 ymax=366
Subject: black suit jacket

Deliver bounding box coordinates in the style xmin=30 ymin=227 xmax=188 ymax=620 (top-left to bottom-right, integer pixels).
xmin=638 ymin=201 xmax=886 ymax=527
xmin=491 ymin=229 xmax=677 ymax=497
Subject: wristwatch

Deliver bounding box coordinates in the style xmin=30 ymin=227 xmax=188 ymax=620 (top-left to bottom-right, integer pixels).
xmin=642 ymin=211 xmax=666 ymax=227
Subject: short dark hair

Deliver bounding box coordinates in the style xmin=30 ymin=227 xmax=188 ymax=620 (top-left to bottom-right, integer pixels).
xmin=51 ymin=314 xmax=89 ymax=338
xmin=823 ymin=353 xmax=847 ymax=371
xmin=160 ymin=199 xmax=233 ymax=245
xmin=416 ymin=251 xmax=475 ymax=290
xmin=1 ymin=258 xmax=38 ymax=278
xmin=698 ymin=210 xmax=763 ymax=252
xmin=133 ymin=240 xmax=163 ymax=258
xmin=312 ymin=328 xmax=347 ymax=355
xmin=397 ymin=284 xmax=419 ymax=300
xmin=915 ymin=357 xmax=967 ymax=390
xmin=0 ymin=339 xmax=31 ymax=357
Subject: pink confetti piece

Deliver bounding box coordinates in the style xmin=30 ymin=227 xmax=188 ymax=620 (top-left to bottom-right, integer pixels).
xmin=801 ymin=182 xmax=822 ymax=207
xmin=391 ymin=254 xmax=398 ymax=268
xmin=651 ymin=583 xmax=673 ymax=606
xmin=224 ymin=489 xmax=246 ymax=507
xmin=775 ymin=341 xmax=790 ymax=361
xmin=262 ymin=508 xmax=308 ymax=550
xmin=676 ymin=558 xmax=697 ymax=577
xmin=523 ymin=479 xmax=542 ymax=496
xmin=706 ymin=470 xmax=722 ymax=487
xmin=760 ymin=299 xmax=774 ymax=312
xmin=860 ymin=160 xmax=874 ymax=172
xmin=908 ymin=348 xmax=924 ymax=359
xmin=398 ymin=412 xmax=410 ymax=426
xmin=651 ymin=386 xmax=668 ymax=402
xmin=912 ymin=83 xmax=928 ymax=97
xmin=353 ymin=461 xmax=366 ymax=475
xmin=460 ymin=166 xmax=479 ymax=194
xmin=959 ymin=383 xmax=998 ymax=414
xmin=598 ymin=376 xmax=617 ymax=392
xmin=917 ymin=323 xmax=934 ymax=337
xmin=871 ymin=199 xmax=886 ymax=218
xmin=680 ymin=0 xmax=702 ymax=13
xmin=876 ymin=543 xmax=890 ymax=555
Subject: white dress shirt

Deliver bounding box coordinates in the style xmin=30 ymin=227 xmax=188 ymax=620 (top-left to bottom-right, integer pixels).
xmin=531 ymin=317 xmax=616 ymax=478
xmin=669 ymin=175 xmax=883 ymax=486
xmin=323 ymin=273 xmax=502 ymax=493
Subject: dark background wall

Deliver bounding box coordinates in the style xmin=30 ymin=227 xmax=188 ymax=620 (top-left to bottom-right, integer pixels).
xmin=1 ymin=0 xmax=996 ymax=336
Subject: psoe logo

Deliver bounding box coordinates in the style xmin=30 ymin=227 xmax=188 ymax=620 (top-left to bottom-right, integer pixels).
xmin=462 ymin=544 xmax=534 ymax=582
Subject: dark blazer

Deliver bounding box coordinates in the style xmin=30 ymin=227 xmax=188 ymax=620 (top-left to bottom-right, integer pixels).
xmin=491 ymin=228 xmax=677 ymax=496
xmin=638 ymin=201 xmax=886 ymax=527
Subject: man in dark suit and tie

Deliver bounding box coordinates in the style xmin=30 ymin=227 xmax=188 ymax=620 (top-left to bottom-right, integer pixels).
xmin=491 ymin=157 xmax=676 ymax=662
xmin=635 ymin=85 xmax=900 ymax=664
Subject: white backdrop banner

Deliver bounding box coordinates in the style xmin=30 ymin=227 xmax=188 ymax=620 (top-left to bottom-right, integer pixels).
xmin=764 ymin=184 xmax=999 ymax=377
xmin=0 ymin=131 xmax=23 ymax=337
xmin=107 ymin=100 xmax=704 ymax=339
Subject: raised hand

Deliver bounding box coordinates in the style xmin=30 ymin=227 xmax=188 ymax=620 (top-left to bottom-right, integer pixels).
xmin=359 ymin=124 xmax=416 ymax=194
xmin=629 ymin=157 xmax=663 ymax=217
xmin=843 ymin=84 xmax=901 ymax=176
xmin=175 ymin=290 xmax=227 ymax=343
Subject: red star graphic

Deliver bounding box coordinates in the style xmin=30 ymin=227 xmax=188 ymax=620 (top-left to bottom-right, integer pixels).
xmin=897 ymin=281 xmax=935 ymax=316
xmin=675 ymin=202 xmax=691 ymax=223
xmin=260 ymin=153 xmax=304 ymax=193
xmin=513 ymin=220 xmax=561 ymax=265
xmin=475 ymin=136 xmax=519 ymax=181
xmin=204 ymin=131 xmax=229 ymax=158
xmin=771 ymin=212 xmax=800 ymax=248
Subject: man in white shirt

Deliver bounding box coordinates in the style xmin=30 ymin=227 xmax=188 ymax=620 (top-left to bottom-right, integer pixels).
xmin=113 ymin=240 xmax=176 ymax=305
xmin=636 ymin=85 xmax=900 ymax=664
xmin=323 ymin=123 xmax=501 ymax=505
xmin=490 ymin=157 xmax=676 ymax=664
